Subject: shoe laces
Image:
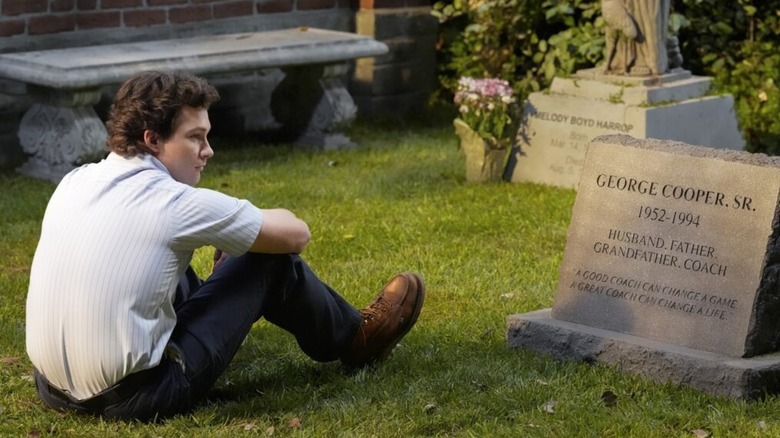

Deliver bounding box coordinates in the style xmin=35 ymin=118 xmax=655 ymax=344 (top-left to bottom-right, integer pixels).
xmin=360 ymin=296 xmax=391 ymax=322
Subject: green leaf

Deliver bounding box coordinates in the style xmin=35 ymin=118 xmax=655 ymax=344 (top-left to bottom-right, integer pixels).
xmin=712 ymin=22 xmax=734 ymax=35
xmin=701 ymin=53 xmax=718 ymax=63
xmin=711 ymin=57 xmax=725 ymax=71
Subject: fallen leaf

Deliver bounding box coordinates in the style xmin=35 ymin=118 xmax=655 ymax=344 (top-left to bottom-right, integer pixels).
xmin=691 ymin=429 xmax=710 ymax=438
xmin=471 ymin=380 xmax=488 ymax=392
xmin=601 ymin=390 xmax=618 ymax=407
xmin=543 ymin=400 xmax=556 ymax=414
xmin=423 ymin=403 xmax=437 ymax=414
xmin=758 ymin=420 xmax=767 ymax=429
xmin=27 ymin=431 xmax=40 ymax=438
xmin=0 ymin=357 xmax=21 ymax=366
xmin=288 ymin=417 xmax=302 ymax=428
xmin=243 ymin=422 xmax=255 ymax=431
xmin=266 ymin=426 xmax=275 ymax=435
xmin=536 ymin=379 xmax=548 ymax=386
xmin=500 ymin=293 xmax=514 ymax=299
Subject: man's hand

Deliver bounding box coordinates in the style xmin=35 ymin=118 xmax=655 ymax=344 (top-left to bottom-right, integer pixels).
xmin=213 ymin=248 xmax=230 ymax=273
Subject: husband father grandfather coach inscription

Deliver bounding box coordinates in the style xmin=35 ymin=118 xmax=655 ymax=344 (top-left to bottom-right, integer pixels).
xmin=552 ymin=135 xmax=780 ymax=358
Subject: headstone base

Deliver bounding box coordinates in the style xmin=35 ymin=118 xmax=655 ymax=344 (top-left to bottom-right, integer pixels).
xmin=507 ymin=309 xmax=780 ymax=399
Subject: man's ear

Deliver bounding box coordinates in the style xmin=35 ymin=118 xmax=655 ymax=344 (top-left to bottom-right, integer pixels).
xmin=143 ymin=130 xmax=161 ymax=155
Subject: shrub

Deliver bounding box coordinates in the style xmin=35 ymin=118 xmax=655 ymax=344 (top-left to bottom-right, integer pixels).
xmin=675 ymin=0 xmax=780 ymax=154
xmin=432 ymin=0 xmax=603 ymax=103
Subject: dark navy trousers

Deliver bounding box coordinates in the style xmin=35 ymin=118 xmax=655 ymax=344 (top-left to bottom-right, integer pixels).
xmin=35 ymin=253 xmax=362 ymax=421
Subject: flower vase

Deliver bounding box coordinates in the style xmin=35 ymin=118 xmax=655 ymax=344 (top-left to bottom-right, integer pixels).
xmin=453 ymin=118 xmax=508 ymax=182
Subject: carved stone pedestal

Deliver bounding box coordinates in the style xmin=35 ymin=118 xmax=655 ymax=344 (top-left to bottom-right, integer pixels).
xmin=271 ymin=64 xmax=358 ymax=150
xmin=17 ymin=87 xmax=107 ymax=182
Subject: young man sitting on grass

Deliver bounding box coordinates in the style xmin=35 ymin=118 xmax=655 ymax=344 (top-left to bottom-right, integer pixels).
xmin=25 ymin=70 xmax=425 ymax=421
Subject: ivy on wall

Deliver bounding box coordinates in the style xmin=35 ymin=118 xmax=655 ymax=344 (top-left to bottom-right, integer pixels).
xmin=433 ymin=0 xmax=780 ymax=154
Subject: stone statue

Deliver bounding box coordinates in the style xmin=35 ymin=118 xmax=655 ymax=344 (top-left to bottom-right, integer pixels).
xmin=602 ymin=0 xmax=670 ymax=76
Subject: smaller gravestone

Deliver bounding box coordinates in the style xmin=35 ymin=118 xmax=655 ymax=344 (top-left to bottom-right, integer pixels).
xmin=507 ymin=135 xmax=780 ymax=399
xmin=506 ymin=71 xmax=743 ymax=188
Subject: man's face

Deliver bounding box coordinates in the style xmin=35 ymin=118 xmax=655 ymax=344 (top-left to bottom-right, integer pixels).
xmin=152 ymin=105 xmax=213 ymax=186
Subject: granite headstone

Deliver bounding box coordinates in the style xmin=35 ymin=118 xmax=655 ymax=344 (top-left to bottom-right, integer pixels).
xmin=508 ymin=135 xmax=780 ymax=398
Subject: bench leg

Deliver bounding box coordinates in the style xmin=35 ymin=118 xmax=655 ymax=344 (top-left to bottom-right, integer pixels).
xmin=271 ymin=64 xmax=358 ymax=150
xmin=16 ymin=103 xmax=107 ymax=182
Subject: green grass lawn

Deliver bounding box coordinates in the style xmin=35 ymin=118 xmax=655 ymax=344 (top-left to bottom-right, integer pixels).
xmin=1 ymin=119 xmax=778 ymax=437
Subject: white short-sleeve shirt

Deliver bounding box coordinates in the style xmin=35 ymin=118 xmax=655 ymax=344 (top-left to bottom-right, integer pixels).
xmin=26 ymin=152 xmax=263 ymax=400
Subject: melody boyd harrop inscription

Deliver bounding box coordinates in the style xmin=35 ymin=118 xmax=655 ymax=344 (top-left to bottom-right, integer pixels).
xmin=532 ymin=111 xmax=635 ymax=134
xmin=551 ymin=136 xmax=780 ymax=357
xmin=528 ymin=111 xmax=636 ymax=180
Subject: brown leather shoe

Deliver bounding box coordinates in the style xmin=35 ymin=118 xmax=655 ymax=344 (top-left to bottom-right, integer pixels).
xmin=341 ymin=273 xmax=425 ymax=367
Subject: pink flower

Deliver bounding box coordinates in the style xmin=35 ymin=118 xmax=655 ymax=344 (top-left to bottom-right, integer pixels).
xmin=454 ymin=76 xmax=519 ymax=148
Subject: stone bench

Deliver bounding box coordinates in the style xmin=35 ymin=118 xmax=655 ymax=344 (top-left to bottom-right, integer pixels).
xmin=0 ymin=27 xmax=388 ymax=181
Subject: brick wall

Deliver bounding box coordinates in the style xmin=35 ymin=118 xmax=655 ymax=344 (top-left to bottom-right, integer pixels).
xmin=0 ymin=0 xmax=354 ymax=51
xmin=353 ymin=0 xmax=438 ymax=116
xmin=358 ymin=0 xmax=428 ymax=9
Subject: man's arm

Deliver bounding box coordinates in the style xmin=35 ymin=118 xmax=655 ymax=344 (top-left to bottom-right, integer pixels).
xmin=248 ymin=208 xmax=311 ymax=254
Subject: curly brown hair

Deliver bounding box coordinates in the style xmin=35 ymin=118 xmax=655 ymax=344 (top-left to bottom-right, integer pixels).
xmin=106 ymin=70 xmax=220 ymax=157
